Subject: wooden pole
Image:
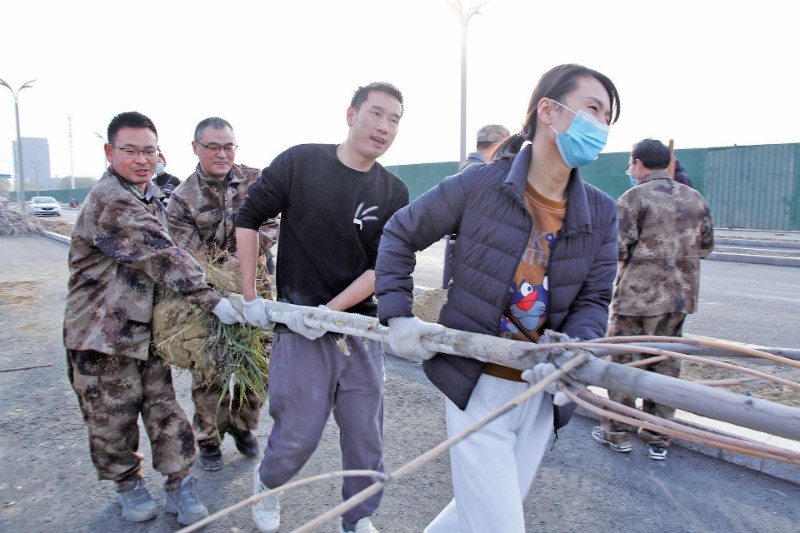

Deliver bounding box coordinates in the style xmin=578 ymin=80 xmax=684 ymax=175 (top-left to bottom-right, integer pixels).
xmin=235 ymin=300 xmax=800 ymax=441
xmin=667 ymin=138 xmax=676 ymax=179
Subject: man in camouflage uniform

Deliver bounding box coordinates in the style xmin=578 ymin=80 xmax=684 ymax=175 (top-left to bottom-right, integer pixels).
xmin=64 ymin=112 xmax=244 ymax=525
xmin=592 ymin=138 xmax=714 ymax=461
xmin=167 ymin=117 xmax=278 ymax=471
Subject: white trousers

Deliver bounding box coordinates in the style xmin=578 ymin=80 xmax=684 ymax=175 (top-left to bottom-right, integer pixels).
xmin=425 ymin=374 xmax=553 ymax=533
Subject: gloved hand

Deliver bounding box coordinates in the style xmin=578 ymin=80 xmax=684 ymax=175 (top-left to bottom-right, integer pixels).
xmin=240 ymin=296 xmax=272 ymax=328
xmin=387 ymin=317 xmax=445 ymax=361
xmin=521 ymin=362 xmax=571 ymax=406
xmin=286 ymin=305 xmax=328 ymax=340
xmin=212 ymin=297 xmax=245 ymax=325
xmin=538 ymin=329 xmax=580 ymax=345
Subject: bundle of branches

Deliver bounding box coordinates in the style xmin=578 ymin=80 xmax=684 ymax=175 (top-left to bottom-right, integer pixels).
xmin=153 ymin=248 xmax=272 ymax=402
xmin=0 ymin=203 xmax=43 ymax=236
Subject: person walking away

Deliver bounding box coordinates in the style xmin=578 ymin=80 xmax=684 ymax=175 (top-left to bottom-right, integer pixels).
xmin=592 ymin=138 xmax=713 ymax=460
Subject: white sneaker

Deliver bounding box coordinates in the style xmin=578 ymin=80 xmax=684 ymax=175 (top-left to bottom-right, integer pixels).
xmin=252 ymin=462 xmax=280 ymax=533
xmin=340 ymin=516 xmax=378 ymax=533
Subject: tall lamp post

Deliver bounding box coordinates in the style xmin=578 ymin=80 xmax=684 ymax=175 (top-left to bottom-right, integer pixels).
xmin=0 ymin=78 xmax=36 ymax=214
xmin=448 ymin=1 xmax=486 ymax=169
xmin=94 ymin=131 xmax=108 ymax=175
xmin=30 ymin=159 xmax=40 ymax=196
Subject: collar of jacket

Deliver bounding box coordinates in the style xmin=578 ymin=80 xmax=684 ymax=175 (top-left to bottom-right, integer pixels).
xmin=194 ymin=163 xmax=249 ymax=187
xmin=109 ymin=169 xmax=163 ymax=203
xmin=639 ymin=168 xmax=671 ymax=185
xmin=501 ymin=143 xmax=592 ymax=236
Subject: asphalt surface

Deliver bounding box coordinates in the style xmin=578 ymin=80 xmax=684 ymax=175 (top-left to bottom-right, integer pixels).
xmin=0 ymin=236 xmax=798 ymax=533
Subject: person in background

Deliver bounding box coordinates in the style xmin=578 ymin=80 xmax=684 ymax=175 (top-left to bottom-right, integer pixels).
xmin=673 ymin=159 xmax=693 ymax=188
xmin=236 ymin=82 xmax=409 ymax=533
xmin=443 ymin=124 xmax=512 ymax=287
xmin=375 ymin=64 xmax=621 ymax=533
xmin=167 ymin=117 xmax=279 ymax=472
xmin=64 ymin=111 xmax=244 ymax=527
xmin=461 ymin=123 xmax=511 ymax=170
xmin=592 ymin=138 xmax=713 ymax=461
xmin=152 ymin=151 xmax=181 ymax=202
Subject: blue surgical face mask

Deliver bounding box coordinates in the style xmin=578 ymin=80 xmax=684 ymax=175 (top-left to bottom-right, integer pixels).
xmin=155 ymin=163 xmax=165 ymax=174
xmin=629 ymin=176 xmax=637 ymax=187
xmin=549 ymin=99 xmax=609 ymax=168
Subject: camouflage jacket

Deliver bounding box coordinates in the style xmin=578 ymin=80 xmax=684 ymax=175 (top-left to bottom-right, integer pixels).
xmin=63 ymin=170 xmax=221 ymax=361
xmin=167 ymin=163 xmax=279 ymax=261
xmin=611 ymin=170 xmax=714 ymax=316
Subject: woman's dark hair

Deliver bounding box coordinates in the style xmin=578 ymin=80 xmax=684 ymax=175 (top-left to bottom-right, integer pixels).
xmin=494 ymin=64 xmax=620 ymax=161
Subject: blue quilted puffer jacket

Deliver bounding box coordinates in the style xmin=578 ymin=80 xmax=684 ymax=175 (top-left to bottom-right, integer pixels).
xmin=376 ymin=144 xmax=618 ymax=424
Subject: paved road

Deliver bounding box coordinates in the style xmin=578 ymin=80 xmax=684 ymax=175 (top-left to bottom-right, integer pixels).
xmin=1 ymin=236 xmax=798 ymax=533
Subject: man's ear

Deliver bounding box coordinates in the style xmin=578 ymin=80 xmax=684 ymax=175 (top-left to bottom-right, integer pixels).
xmin=346 ymin=106 xmax=356 ymax=127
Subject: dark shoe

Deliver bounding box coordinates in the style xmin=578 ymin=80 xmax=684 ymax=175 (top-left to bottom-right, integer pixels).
xmin=230 ymin=428 xmax=260 ymax=457
xmin=164 ymin=476 xmax=209 ymax=526
xmin=199 ymin=444 xmax=224 ymax=471
xmin=591 ymin=426 xmax=632 ymax=453
xmin=116 ymin=479 xmax=157 ymax=522
xmin=648 ymin=444 xmax=668 ymax=460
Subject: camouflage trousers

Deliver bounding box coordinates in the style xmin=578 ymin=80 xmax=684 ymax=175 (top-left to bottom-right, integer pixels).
xmin=67 ymin=349 xmax=196 ymax=492
xmin=599 ymin=312 xmax=686 ymax=447
xmin=191 ymin=374 xmax=263 ymax=447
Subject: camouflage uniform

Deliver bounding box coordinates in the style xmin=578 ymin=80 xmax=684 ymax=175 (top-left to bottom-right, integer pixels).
xmin=64 ymin=170 xmax=222 ymax=491
xmin=601 ymin=169 xmax=714 ymax=447
xmin=167 ymin=163 xmax=278 ymax=446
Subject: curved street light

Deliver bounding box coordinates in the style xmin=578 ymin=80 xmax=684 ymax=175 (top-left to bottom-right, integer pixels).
xmin=0 ymin=78 xmax=36 ymax=215
xmin=448 ymin=0 xmax=486 ymax=169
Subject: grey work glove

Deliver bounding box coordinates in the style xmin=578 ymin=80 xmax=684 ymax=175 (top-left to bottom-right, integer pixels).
xmin=387 ymin=316 xmax=446 ymax=361
xmin=522 ymin=362 xmax=571 ymax=406
xmin=212 ymin=297 xmax=245 ymax=325
xmin=240 ymin=296 xmax=272 ymax=328
xmin=286 ymin=305 xmax=328 ymax=340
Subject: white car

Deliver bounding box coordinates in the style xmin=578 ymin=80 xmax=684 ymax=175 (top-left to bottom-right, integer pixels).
xmin=29 ymin=196 xmax=61 ymax=216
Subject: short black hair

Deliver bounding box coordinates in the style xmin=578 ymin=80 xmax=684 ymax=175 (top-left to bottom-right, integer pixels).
xmin=194 ymin=117 xmax=233 ymax=142
xmin=632 ymin=138 xmax=671 ymax=170
xmin=350 ymin=82 xmax=404 ymax=116
xmin=107 ymin=112 xmax=157 ymax=145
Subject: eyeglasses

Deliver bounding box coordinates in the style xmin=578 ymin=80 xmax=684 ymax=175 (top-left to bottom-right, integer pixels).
xmin=110 ymin=144 xmax=160 ymax=159
xmin=196 ymin=141 xmax=238 ymax=154
xmin=624 ymin=160 xmax=635 ymax=176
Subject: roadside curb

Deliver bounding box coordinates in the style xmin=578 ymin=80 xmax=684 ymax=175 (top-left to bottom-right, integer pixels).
xmin=42 ymin=231 xmax=71 ymax=245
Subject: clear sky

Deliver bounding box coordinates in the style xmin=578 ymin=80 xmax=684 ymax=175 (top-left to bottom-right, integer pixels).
xmin=1 ymin=0 xmax=797 ymax=182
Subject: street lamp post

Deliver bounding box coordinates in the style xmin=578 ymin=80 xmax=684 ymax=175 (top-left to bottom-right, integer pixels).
xmin=30 ymin=159 xmax=40 ymax=196
xmin=448 ymin=1 xmax=486 ymax=169
xmin=0 ymin=78 xmax=36 ymax=214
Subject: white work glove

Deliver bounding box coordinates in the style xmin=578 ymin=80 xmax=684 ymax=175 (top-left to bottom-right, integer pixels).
xmin=212 ymin=297 xmax=245 ymax=325
xmin=387 ymin=317 xmax=446 ymax=361
xmin=521 ymin=363 xmax=571 ymax=406
xmin=286 ymin=305 xmax=328 ymax=340
xmin=241 ymin=296 xmax=272 ymax=328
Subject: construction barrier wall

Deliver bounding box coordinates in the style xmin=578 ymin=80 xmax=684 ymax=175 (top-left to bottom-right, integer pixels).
xmin=388 ymin=143 xmax=800 ymax=231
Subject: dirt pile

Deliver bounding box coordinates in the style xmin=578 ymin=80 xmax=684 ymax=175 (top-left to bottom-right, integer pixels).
xmin=0 ymin=204 xmax=43 ymax=236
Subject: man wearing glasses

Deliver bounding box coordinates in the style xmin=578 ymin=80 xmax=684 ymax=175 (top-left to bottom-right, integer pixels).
xmin=64 ymin=111 xmax=245 ymax=526
xmin=166 ymin=117 xmax=279 ymax=472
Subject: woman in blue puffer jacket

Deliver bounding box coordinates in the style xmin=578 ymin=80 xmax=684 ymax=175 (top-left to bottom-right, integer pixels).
xmin=376 ymin=64 xmax=621 ymax=533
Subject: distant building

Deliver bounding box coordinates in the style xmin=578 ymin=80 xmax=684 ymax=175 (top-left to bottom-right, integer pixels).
xmin=12 ymin=137 xmax=53 ymax=192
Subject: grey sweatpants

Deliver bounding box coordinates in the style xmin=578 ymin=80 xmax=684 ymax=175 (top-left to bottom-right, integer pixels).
xmin=258 ymin=331 xmax=385 ymax=524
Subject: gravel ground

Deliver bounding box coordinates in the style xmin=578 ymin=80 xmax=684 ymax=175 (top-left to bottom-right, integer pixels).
xmin=1 ymin=236 xmax=798 ymax=533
